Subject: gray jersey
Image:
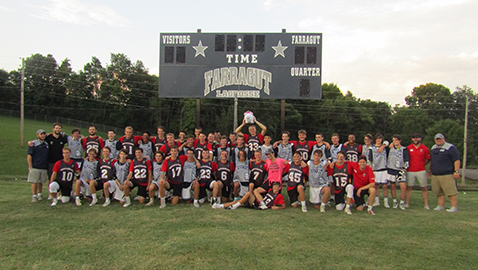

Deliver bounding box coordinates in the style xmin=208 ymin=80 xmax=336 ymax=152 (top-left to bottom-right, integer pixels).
xmin=152 ymin=161 xmax=163 ymax=182
xmin=329 ymin=144 xmax=343 ymax=162
xmin=311 ymin=143 xmax=329 ymax=163
xmin=260 ymin=144 xmax=273 ymax=160
xmin=68 ymin=136 xmax=83 ymax=159
xmin=277 ymin=143 xmax=293 ymax=161
xmin=371 ymin=145 xmax=387 ymax=171
xmin=183 ymin=161 xmax=197 ymax=183
xmin=79 ymin=159 xmax=99 ymax=180
xmin=307 ymin=159 xmax=329 ymax=188
xmin=234 ymin=161 xmax=250 ymax=183
xmin=139 ymin=141 xmax=154 ymax=161
xmin=387 ymin=146 xmax=408 ymax=173
xmin=104 ymin=139 xmax=119 ymax=159
xmin=362 ymin=144 xmax=373 ymax=164
xmin=233 ymin=146 xmax=249 ymax=164
xmin=114 ymin=161 xmax=130 ymax=185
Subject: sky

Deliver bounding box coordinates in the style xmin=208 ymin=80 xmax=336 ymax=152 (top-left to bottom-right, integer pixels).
xmin=1 ymin=0 xmax=477 ymax=105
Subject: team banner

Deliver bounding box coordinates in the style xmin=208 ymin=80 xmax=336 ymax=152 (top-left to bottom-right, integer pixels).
xmin=159 ymin=32 xmax=322 ymax=99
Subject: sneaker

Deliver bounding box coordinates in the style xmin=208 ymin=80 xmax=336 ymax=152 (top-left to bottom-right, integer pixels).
xmin=225 ymin=206 xmax=233 ymax=210
xmin=159 ymin=204 xmax=166 ymax=209
xmin=399 ymin=203 xmax=406 ymax=210
xmin=211 ymin=203 xmax=222 ymax=209
xmin=31 ymin=196 xmax=38 ymax=203
xmin=404 ymin=204 xmax=409 ymax=208
xmin=301 ymin=205 xmax=308 ymax=213
xmin=446 ymin=207 xmax=458 ymax=213
xmin=193 ymin=202 xmax=200 ymax=208
xmin=384 ymin=199 xmax=390 ymax=208
xmin=424 ymin=205 xmax=430 ymax=210
xmin=145 ymin=201 xmax=154 ymax=206
xmin=434 ymin=205 xmax=445 ymax=211
xmin=320 ymin=204 xmax=326 ymax=213
xmin=75 ymin=198 xmax=82 ymax=206
xmin=37 ymin=194 xmax=43 ymax=201
xmin=102 ymin=200 xmax=110 ymax=207
xmin=50 ymin=200 xmax=58 ymax=206
xmin=345 ymin=207 xmax=352 ymax=215
xmin=133 ymin=196 xmax=140 ymax=201
xmin=123 ymin=201 xmax=131 ymax=208
xmin=368 ymin=208 xmax=376 ymax=215
xmin=47 ymin=195 xmax=53 ymax=200
xmin=89 ymin=198 xmax=97 ymax=206
xmin=291 ymin=201 xmax=300 ymax=207
xmin=393 ymin=201 xmax=399 ymax=209
xmin=373 ymin=197 xmax=380 ymax=207
xmin=259 ymin=203 xmax=268 ymax=210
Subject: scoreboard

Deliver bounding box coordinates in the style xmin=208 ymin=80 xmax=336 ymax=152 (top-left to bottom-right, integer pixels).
xmin=159 ymin=31 xmax=322 ymax=99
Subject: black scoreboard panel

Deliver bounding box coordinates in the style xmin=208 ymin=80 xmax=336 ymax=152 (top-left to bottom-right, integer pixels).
xmin=159 ymin=32 xmax=322 ymax=99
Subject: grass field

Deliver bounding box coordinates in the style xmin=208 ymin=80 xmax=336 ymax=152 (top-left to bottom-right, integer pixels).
xmin=1 ymin=115 xmax=478 ymax=269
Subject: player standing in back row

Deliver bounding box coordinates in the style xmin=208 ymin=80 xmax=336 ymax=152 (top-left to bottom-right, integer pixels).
xmin=235 ymin=115 xmax=267 ymax=153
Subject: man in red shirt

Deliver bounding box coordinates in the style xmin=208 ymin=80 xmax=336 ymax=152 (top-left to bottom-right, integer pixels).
xmin=406 ymin=133 xmax=431 ymax=210
xmin=349 ymin=155 xmax=376 ymax=215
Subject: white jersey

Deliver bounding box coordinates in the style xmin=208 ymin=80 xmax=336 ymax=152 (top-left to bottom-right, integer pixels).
xmin=307 ymin=160 xmax=329 ymax=188
xmin=183 ymin=161 xmax=197 ymax=183
xmin=329 ymin=144 xmax=343 ymax=162
xmin=260 ymin=144 xmax=274 ymax=160
xmin=234 ymin=161 xmax=250 ymax=184
xmin=277 ymin=143 xmax=293 ymax=162
xmin=114 ymin=161 xmax=130 ymax=184
xmin=68 ymin=136 xmax=83 ymax=159
xmin=139 ymin=141 xmax=154 ymax=161
xmin=79 ymin=159 xmax=99 ymax=181
xmin=104 ymin=139 xmax=119 ymax=159
xmin=152 ymin=161 xmax=163 ymax=182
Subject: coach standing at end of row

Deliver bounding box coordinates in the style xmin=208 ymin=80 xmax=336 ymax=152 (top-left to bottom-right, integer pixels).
xmin=429 ymin=133 xmax=460 ymax=212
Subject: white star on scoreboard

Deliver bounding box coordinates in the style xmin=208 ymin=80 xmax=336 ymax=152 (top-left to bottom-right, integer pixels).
xmin=272 ymin=40 xmax=288 ymax=58
xmin=193 ymin=40 xmax=208 ymax=58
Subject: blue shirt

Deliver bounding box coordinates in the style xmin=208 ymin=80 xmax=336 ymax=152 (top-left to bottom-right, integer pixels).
xmin=28 ymin=140 xmax=49 ymax=169
xmin=430 ymin=142 xmax=460 ymax=175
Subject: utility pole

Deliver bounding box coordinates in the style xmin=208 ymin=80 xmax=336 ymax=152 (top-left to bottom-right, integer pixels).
xmin=20 ymin=58 xmax=25 ymax=148
xmin=461 ymin=85 xmax=472 ymax=185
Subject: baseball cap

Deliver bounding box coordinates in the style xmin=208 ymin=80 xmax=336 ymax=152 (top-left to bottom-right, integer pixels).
xmin=358 ymin=155 xmax=367 ymax=162
xmin=412 ymin=133 xmax=421 ymax=138
xmin=265 ymin=148 xmax=274 ymax=155
xmin=36 ymin=129 xmax=46 ymax=134
xmin=434 ymin=133 xmax=445 ymax=140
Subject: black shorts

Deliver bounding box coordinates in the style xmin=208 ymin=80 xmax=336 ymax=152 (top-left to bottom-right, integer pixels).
xmin=287 ymin=184 xmax=305 ymax=203
xmin=243 ymin=200 xmax=259 ymax=209
xmin=259 ymin=181 xmax=271 ymax=192
xmin=222 ymin=183 xmax=231 ymax=198
xmin=167 ymin=180 xmax=182 ymax=197
xmin=354 ymin=189 xmax=371 ymax=206
xmin=335 ymin=188 xmax=346 ymax=205
xmin=131 ymin=179 xmax=147 ymax=198
xmin=93 ymin=180 xmax=104 ymax=191
xmin=57 ymin=180 xmax=73 ymax=197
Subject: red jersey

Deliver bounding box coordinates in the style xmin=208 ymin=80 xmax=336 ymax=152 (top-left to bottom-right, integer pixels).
xmin=53 ymin=159 xmax=79 ymax=182
xmin=82 ymin=136 xmax=105 ymax=154
xmin=161 ymin=155 xmax=187 ymax=184
xmin=194 ymin=141 xmax=213 ymax=160
xmin=407 ymin=143 xmax=430 ymax=172
xmin=119 ymin=136 xmax=142 ymax=160
xmin=243 ymin=133 xmax=264 ymax=152
xmin=129 ymin=158 xmax=152 ymax=186
xmin=287 ymin=162 xmax=309 ymax=190
xmin=348 ymin=162 xmax=375 ymax=189
xmin=261 ymin=190 xmax=285 ymax=208
xmin=159 ymin=142 xmax=180 ymax=157
xmin=152 ymin=136 xmax=167 ymax=153
xmin=291 ymin=140 xmax=316 ymax=161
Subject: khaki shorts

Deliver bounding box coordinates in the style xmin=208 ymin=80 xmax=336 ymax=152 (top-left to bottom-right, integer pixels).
xmin=431 ymin=174 xmax=457 ymax=197
xmin=27 ymin=168 xmax=48 ymax=184
xmin=407 ymin=171 xmax=428 ymax=187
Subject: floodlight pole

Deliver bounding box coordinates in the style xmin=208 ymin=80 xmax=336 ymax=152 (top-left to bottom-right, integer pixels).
xmin=233 ymin=93 xmax=238 ymax=131
xmin=20 ymin=58 xmax=25 ymax=148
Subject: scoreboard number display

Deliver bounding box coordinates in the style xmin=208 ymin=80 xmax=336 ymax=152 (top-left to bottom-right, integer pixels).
xmin=159 ymin=31 xmax=322 ymax=100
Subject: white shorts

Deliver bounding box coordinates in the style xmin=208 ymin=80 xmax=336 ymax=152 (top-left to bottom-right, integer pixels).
xmin=209 ymin=180 xmax=216 ymax=190
xmin=233 ymin=180 xmax=249 ymax=197
xmin=107 ymin=181 xmax=125 ymax=201
xmin=387 ymin=173 xmax=406 ymax=183
xmin=78 ymin=179 xmax=92 ymax=196
xmin=182 ymin=182 xmax=192 ymax=200
xmin=309 ymin=186 xmax=327 ymax=204
xmin=407 ymin=171 xmax=428 ymax=187
xmin=374 ymin=171 xmax=388 ymax=184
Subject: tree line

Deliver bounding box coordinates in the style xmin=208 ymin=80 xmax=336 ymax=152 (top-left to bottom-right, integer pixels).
xmin=0 ymin=53 xmax=476 ymax=164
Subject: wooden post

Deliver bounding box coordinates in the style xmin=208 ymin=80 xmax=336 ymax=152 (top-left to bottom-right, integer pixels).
xmin=20 ymin=58 xmax=25 ymax=148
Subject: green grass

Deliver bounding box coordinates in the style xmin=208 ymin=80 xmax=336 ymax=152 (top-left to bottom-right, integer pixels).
xmin=1 ymin=115 xmax=478 ymax=269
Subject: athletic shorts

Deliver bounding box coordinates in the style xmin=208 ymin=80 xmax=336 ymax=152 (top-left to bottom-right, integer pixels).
xmin=50 ymin=180 xmax=73 ymax=197
xmin=407 ymin=171 xmax=428 ymax=187
xmin=234 ymin=181 xmax=249 ymax=197
xmin=431 ymin=174 xmax=457 ymax=197
xmin=387 ymin=173 xmax=406 ymax=183
xmin=131 ymin=179 xmax=147 ymax=198
xmin=374 ymin=170 xmax=388 ymax=184
xmin=92 ymin=180 xmax=104 ymax=191
xmin=335 ymin=184 xmax=354 ymax=205
xmin=166 ymin=180 xmax=182 ymax=197
xmin=309 ymin=186 xmax=328 ymax=204
xmin=221 ymin=182 xmax=231 ymax=198
xmin=182 ymin=182 xmax=193 ymax=200
xmin=27 ymin=168 xmax=48 ymax=184
xmin=287 ymin=184 xmax=305 ymax=204
xmin=107 ymin=180 xmax=125 ymax=201
xmin=354 ymin=189 xmax=372 ymax=206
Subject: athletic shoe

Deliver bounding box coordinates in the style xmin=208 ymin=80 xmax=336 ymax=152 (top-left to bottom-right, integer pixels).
xmin=193 ymin=202 xmax=200 ymax=208
xmin=345 ymin=207 xmax=352 ymax=215
xmin=373 ymin=197 xmax=380 ymax=207
xmin=89 ymin=198 xmax=97 ymax=206
xmin=399 ymin=203 xmax=406 ymax=210
xmin=404 ymin=204 xmax=409 ymax=208
xmin=31 ymin=196 xmax=38 ymax=203
xmin=259 ymin=202 xmax=268 ymax=210
xmin=50 ymin=200 xmax=58 ymax=206
xmin=368 ymin=208 xmax=376 ymax=215
xmin=145 ymin=201 xmax=154 ymax=206
xmin=75 ymin=198 xmax=82 ymax=206
xmin=393 ymin=201 xmax=399 ymax=209
xmin=434 ymin=205 xmax=445 ymax=211
xmin=37 ymin=194 xmax=43 ymax=201
xmin=320 ymin=204 xmax=326 ymax=213
xmin=301 ymin=205 xmax=308 ymax=213
xmin=159 ymin=203 xmax=166 ymax=209
xmin=446 ymin=207 xmax=458 ymax=213
xmin=198 ymin=197 xmax=206 ymax=204
xmin=133 ymin=196 xmax=140 ymax=201
xmin=384 ymin=199 xmax=390 ymax=208
xmin=211 ymin=203 xmax=222 ymax=209
xmin=102 ymin=200 xmax=110 ymax=207
xmin=291 ymin=201 xmax=300 ymax=207
xmin=123 ymin=201 xmax=131 ymax=208
xmin=47 ymin=195 xmax=52 ymax=200
xmin=424 ymin=205 xmax=430 ymax=210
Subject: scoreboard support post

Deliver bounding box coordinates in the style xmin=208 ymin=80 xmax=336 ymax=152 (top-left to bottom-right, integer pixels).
xmin=196 ymin=98 xmax=200 ymax=129
xmin=281 ymin=99 xmax=285 ymax=132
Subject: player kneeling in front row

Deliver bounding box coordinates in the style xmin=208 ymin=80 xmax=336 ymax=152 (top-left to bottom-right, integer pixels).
xmin=350 ymin=155 xmax=376 ymax=215
xmin=123 ymin=148 xmax=152 ymax=207
xmin=158 ymin=146 xmax=188 ymax=208
xmin=233 ymin=150 xmax=250 ymax=201
xmin=213 ymin=182 xmax=286 ymax=210
xmin=181 ymin=149 xmax=201 ymax=207
xmin=89 ymin=147 xmax=117 ymax=206
xmin=307 ymin=149 xmax=330 ymax=212
xmin=197 ymin=149 xmax=217 ymax=207
xmin=145 ymin=151 xmax=165 ymax=206
xmin=103 ymin=149 xmax=130 ymax=206
xmin=49 ymin=148 xmax=81 ymax=206
xmin=74 ymin=148 xmax=99 ymax=206
xmin=328 ymin=151 xmax=354 ymax=215
xmin=287 ymin=151 xmax=309 ymax=212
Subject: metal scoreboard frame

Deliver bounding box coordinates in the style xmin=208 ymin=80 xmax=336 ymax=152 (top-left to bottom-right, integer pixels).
xmin=159 ymin=30 xmax=322 ymax=100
